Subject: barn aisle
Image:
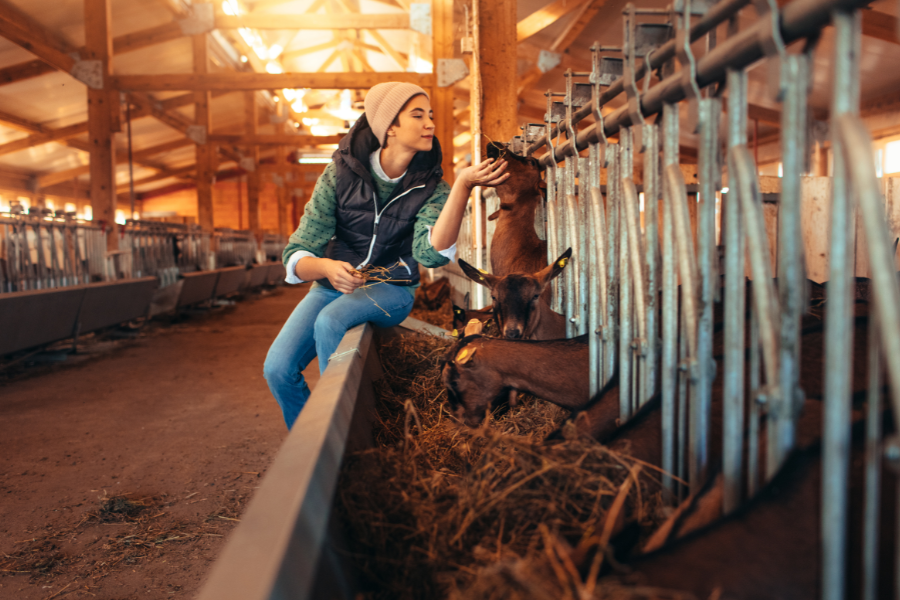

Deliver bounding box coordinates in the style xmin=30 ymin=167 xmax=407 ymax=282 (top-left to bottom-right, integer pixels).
xmin=0 ymin=284 xmax=312 ymax=600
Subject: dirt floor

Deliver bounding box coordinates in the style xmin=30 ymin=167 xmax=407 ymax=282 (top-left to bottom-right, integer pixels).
xmin=0 ymin=284 xmax=313 ymax=600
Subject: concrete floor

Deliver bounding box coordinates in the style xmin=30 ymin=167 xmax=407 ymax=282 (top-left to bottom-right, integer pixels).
xmin=0 ymin=284 xmax=314 ymax=600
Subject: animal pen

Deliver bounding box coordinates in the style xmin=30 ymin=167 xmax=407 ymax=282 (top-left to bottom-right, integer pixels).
xmin=196 ymin=0 xmax=900 ymax=598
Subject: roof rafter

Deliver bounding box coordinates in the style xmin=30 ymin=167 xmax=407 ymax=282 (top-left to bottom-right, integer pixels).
xmin=516 ymin=0 xmax=590 ymax=43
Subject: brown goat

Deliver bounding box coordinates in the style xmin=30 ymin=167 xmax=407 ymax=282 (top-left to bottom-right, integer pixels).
xmin=451 ymin=293 xmax=494 ymax=336
xmin=485 ymin=141 xmax=547 ymax=277
xmin=458 ymin=248 xmax=571 ymax=340
xmin=440 ymin=332 xmax=592 ymax=427
xmin=600 ymin=424 xmax=897 ymax=600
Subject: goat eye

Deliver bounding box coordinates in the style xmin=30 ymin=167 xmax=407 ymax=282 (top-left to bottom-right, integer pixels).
xmin=533 ymin=294 xmax=540 ymax=300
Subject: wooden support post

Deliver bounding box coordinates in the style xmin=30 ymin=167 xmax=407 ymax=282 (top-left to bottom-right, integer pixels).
xmin=245 ymin=91 xmax=261 ymax=238
xmin=478 ymin=0 xmax=518 ymax=144
xmin=194 ymin=34 xmax=214 ymax=230
xmin=276 ymin=144 xmax=290 ymax=239
xmin=432 ymin=0 xmax=455 ymax=183
xmin=84 ymin=0 xmax=117 ymax=251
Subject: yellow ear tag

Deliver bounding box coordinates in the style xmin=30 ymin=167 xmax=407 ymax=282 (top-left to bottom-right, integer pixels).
xmin=477 ymin=268 xmax=488 ymax=274
xmin=464 ymin=318 xmax=484 ymax=337
xmin=456 ymin=346 xmax=477 ymax=364
xmin=451 ymin=328 xmax=459 ymax=338
xmin=557 ymin=257 xmax=569 ymax=268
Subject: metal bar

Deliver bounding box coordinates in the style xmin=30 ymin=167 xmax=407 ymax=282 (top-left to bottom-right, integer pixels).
xmin=618 ymin=134 xmax=633 ymax=421
xmin=696 ymin=97 xmax=720 ymax=489
xmin=863 ymin=309 xmax=882 ymax=600
xmin=589 ymin=143 xmax=610 ymax=392
xmin=668 ymin=162 xmax=703 ymax=492
xmin=536 ymin=0 xmax=874 ymax=169
xmin=565 ymin=156 xmax=578 ymax=338
xmin=578 ymin=156 xmax=590 ymax=337
xmin=822 ymin=11 xmax=861 ymax=600
xmin=606 ymin=144 xmax=620 ymax=383
xmin=732 ymin=144 xmax=784 ymax=479
xmin=524 ymin=0 xmax=751 ymax=156
xmin=777 ymin=52 xmax=809 ymax=490
xmin=644 ymin=123 xmax=660 ymax=403
xmin=660 ymin=102 xmax=678 ymax=496
xmin=723 ymin=67 xmax=748 ymax=514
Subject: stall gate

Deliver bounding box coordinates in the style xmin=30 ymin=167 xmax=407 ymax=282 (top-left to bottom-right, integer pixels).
xmin=449 ymin=0 xmax=900 ymax=597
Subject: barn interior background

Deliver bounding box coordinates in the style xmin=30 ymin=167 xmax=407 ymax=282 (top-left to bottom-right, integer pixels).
xmin=2 ymin=0 xmax=900 ymax=598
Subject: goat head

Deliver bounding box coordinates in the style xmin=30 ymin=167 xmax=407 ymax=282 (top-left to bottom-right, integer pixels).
xmin=458 ymin=248 xmax=572 ymax=340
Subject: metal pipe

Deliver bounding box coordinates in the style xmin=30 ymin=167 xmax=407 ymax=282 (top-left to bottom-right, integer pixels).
xmin=536 ymin=0 xmax=874 ymax=169
xmin=617 ymin=136 xmax=632 ymax=421
xmin=660 ymin=103 xmax=678 ymax=496
xmin=822 ymin=11 xmax=861 ymax=600
xmin=606 ymin=144 xmax=620 ymax=383
xmin=524 ymin=0 xmax=752 ymax=156
xmin=863 ymin=309 xmax=882 ymax=600
xmin=643 ymin=124 xmax=660 ymax=404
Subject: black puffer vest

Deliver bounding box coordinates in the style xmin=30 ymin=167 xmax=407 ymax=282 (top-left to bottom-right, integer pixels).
xmin=320 ymin=114 xmax=443 ymax=290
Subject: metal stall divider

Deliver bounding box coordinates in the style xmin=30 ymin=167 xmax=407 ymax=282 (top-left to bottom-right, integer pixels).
xmin=543 ymin=91 xmax=565 ymax=316
xmin=823 ymin=9 xmax=860 ymax=600
xmin=837 ymin=109 xmax=900 ymax=600
xmin=563 ymin=72 xmax=592 ymax=339
xmin=1 ymin=214 xmax=106 ymax=294
xmin=586 ymin=45 xmax=617 ymax=396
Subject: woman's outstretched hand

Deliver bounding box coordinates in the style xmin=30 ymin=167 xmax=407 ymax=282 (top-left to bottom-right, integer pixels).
xmin=324 ymin=260 xmax=365 ymax=294
xmin=460 ymin=158 xmax=510 ymax=190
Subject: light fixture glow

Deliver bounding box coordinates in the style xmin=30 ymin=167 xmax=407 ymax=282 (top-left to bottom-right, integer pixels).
xmin=83 ymin=205 xmax=92 ymax=220
xmin=64 ymin=202 xmax=76 ymax=213
xmin=267 ymin=44 xmax=283 ymax=59
xmin=115 ymin=210 xmax=126 ymax=225
xmin=298 ymin=157 xmax=332 ymax=164
xmin=265 ymin=61 xmax=283 ymax=74
xmin=721 ymin=187 xmax=729 ymax=193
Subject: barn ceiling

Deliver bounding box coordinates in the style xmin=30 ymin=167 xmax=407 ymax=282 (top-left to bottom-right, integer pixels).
xmin=0 ymin=0 xmax=896 ymax=204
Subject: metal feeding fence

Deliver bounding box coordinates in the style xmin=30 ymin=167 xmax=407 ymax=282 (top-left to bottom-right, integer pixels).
xmin=449 ymin=0 xmax=900 ymax=597
xmin=0 ymin=211 xmax=107 ymax=294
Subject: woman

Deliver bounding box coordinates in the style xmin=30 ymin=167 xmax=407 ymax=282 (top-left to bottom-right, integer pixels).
xmin=264 ymin=82 xmax=509 ymax=428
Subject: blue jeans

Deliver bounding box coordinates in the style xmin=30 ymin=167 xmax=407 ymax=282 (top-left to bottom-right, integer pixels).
xmin=264 ymin=282 xmax=414 ymax=428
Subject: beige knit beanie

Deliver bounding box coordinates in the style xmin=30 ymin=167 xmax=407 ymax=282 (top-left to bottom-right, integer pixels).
xmin=364 ymin=82 xmax=430 ymax=147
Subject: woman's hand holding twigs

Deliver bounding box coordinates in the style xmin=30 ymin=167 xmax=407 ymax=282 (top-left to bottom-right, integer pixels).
xmin=325 ymin=260 xmax=365 ymax=294
xmin=460 ymin=158 xmax=510 ymax=190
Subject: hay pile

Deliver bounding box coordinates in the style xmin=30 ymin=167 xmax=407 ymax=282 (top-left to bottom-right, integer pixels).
xmin=335 ymin=334 xmax=671 ymax=600
xmin=409 ymin=289 xmax=455 ymax=331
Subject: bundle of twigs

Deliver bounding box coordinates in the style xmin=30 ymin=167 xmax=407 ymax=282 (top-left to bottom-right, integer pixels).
xmin=335 ymin=334 xmax=672 ymax=600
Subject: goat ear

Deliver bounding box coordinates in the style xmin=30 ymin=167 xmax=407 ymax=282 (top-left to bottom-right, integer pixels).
xmin=458 ymin=258 xmax=497 ymax=289
xmin=537 ymin=247 xmax=573 ymax=288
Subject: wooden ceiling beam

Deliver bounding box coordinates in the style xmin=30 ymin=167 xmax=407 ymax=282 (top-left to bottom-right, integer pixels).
xmin=156 ymin=0 xmax=191 ymax=17
xmin=517 ymin=0 xmax=589 ymax=43
xmin=208 ymin=133 xmax=343 ymax=145
xmin=112 ymin=72 xmax=434 ymax=91
xmin=0 ymin=13 xmax=77 ymax=74
xmin=363 ymin=28 xmax=408 ymax=69
xmin=36 ymin=139 xmax=194 ymax=189
xmin=281 ymin=38 xmax=343 ymax=60
xmin=0 ymin=18 xmax=186 ymax=88
xmin=861 ymin=10 xmax=899 ymax=45
xmin=113 ymin=21 xmax=186 ymax=55
xmin=0 ymin=108 xmax=52 ymax=134
xmin=0 ymin=122 xmax=89 ymax=157
xmin=0 ymin=59 xmax=55 ymax=85
xmin=214 ymin=13 xmax=409 ymax=30
xmin=117 ymin=165 xmax=196 ymax=191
